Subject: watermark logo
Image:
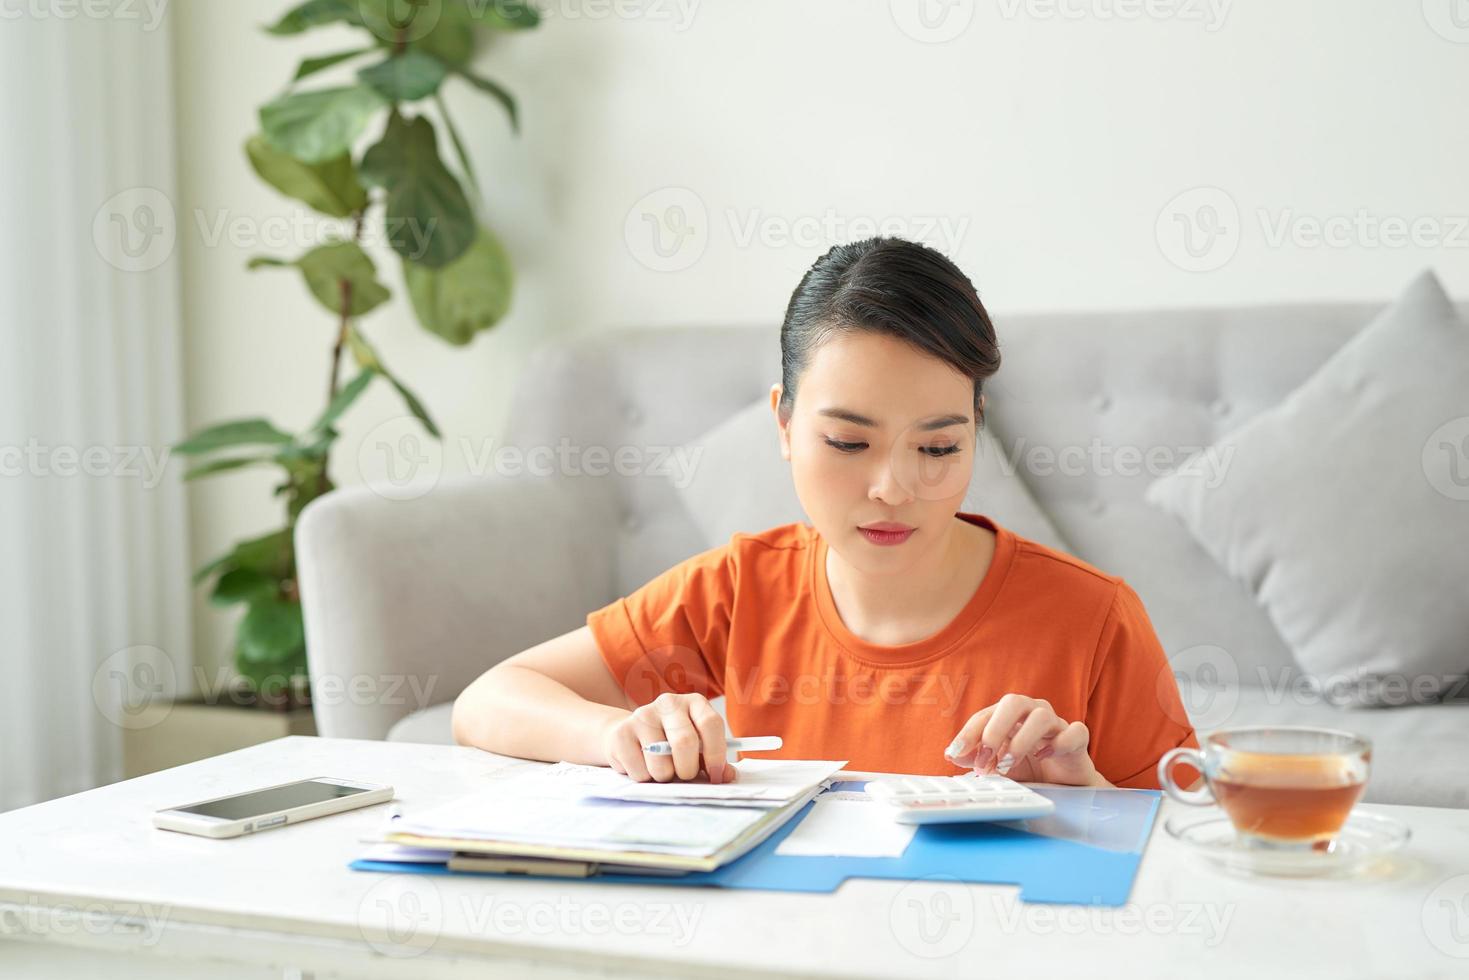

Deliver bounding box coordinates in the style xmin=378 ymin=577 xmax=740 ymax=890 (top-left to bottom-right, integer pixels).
xmin=93 ymin=186 xmax=176 ymax=273
xmin=989 ymin=894 xmax=1235 ymax=944
xmin=726 ymin=209 xmax=971 ymax=258
xmin=1422 ymin=415 xmax=1469 ymax=501
xmin=0 ymin=439 xmax=171 ymax=489
xmin=889 ymin=0 xmax=975 ymax=43
xmin=356 ymin=416 xmax=445 ymax=501
xmin=356 ymin=876 xmax=444 ymax=959
xmin=0 ymin=0 xmax=170 ymax=31
xmin=0 ymin=897 xmax=171 ymax=946
xmin=1161 ymin=643 xmax=1239 ymax=730
xmin=361 ymin=0 xmax=443 ymax=44
xmin=1156 ymin=186 xmax=1239 ymax=273
xmin=524 ymin=0 xmax=701 ymax=31
xmin=1422 ymin=0 xmax=1469 ymax=43
xmin=890 ymin=875 xmax=975 ymax=958
xmin=91 ymin=645 xmax=178 ymax=730
xmin=1422 ymin=873 xmax=1469 ymax=958
xmin=994 ymin=0 xmax=1232 ymax=31
xmin=625 ymin=187 xmax=708 ymax=272
xmin=624 ymin=645 xmax=718 ymax=706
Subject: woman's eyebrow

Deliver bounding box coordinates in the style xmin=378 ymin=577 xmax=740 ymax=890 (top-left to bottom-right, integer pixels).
xmin=816 ymin=408 xmax=970 ymax=430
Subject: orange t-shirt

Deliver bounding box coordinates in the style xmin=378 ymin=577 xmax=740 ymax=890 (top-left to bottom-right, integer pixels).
xmin=587 ymin=513 xmax=1199 ymax=788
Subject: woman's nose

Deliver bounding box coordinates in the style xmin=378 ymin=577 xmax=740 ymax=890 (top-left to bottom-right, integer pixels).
xmin=868 ymin=457 xmax=914 ymax=506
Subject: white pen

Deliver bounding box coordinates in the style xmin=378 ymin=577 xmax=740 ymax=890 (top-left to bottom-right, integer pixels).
xmin=643 ymin=735 xmax=783 ymax=755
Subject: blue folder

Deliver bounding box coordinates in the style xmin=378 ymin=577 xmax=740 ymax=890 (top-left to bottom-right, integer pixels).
xmin=350 ymin=782 xmax=1162 ymax=906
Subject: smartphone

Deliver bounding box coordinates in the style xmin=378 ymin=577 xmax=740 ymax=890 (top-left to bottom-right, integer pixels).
xmin=153 ymin=776 xmax=394 ymax=839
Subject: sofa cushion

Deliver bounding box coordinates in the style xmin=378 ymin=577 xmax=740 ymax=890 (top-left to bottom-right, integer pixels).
xmin=1146 ymin=271 xmax=1469 ymax=708
xmin=674 ymin=396 xmax=1071 ymax=551
xmin=1175 ymin=676 xmax=1469 ymax=808
xmin=386 ymin=702 xmax=455 ymax=745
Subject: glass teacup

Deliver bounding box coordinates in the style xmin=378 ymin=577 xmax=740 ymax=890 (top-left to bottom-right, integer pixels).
xmin=1157 ymin=726 xmax=1371 ymax=850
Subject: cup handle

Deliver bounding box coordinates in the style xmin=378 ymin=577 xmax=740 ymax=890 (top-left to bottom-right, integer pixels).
xmin=1157 ymin=747 xmax=1212 ymax=805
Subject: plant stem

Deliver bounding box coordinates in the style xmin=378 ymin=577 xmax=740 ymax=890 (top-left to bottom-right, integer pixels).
xmin=317 ymin=209 xmax=367 ymax=499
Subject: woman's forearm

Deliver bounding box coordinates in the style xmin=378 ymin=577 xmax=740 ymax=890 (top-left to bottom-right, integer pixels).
xmin=452 ymin=663 xmax=630 ymax=766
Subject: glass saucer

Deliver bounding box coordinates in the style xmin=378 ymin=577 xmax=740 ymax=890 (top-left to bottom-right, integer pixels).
xmin=1164 ymin=809 xmax=1411 ymax=878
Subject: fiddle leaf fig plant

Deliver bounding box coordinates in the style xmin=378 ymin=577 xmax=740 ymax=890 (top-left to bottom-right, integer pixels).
xmin=175 ymin=0 xmax=537 ymax=702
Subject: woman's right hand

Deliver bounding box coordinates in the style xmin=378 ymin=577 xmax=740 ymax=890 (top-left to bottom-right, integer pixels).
xmin=600 ymin=692 xmax=737 ymax=783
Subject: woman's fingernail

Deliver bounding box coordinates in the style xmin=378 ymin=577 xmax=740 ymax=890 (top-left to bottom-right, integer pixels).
xmin=945 ymin=738 xmax=967 ymax=758
xmin=975 ymin=745 xmax=994 ymax=769
xmin=997 ymin=754 xmax=1015 ymax=774
xmin=1035 ymin=745 xmax=1054 ymax=760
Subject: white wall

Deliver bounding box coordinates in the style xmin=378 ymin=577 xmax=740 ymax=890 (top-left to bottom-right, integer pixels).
xmin=171 ymin=0 xmax=1469 ymax=676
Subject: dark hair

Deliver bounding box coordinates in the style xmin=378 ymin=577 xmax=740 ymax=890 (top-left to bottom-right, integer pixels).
xmin=778 ymin=236 xmax=1000 ymax=430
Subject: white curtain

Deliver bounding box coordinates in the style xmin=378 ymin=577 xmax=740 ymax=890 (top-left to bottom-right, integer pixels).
xmin=0 ymin=3 xmax=190 ymax=810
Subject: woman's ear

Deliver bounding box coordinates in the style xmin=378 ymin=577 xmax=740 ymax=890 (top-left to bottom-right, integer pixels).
xmin=770 ymin=383 xmax=792 ymax=461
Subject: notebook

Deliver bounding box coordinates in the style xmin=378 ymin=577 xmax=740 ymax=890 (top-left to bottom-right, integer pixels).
xmin=377 ymin=759 xmax=848 ymax=873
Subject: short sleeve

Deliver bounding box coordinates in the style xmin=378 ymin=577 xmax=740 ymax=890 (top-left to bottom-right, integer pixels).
xmin=1083 ymin=580 xmax=1201 ymax=789
xmin=586 ymin=544 xmax=735 ymax=706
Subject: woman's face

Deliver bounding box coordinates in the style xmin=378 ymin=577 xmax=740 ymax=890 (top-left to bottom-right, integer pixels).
xmin=770 ymin=329 xmax=977 ymax=575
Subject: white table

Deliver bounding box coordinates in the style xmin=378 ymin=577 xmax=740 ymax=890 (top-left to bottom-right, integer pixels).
xmin=1 ymin=736 xmax=1467 ymax=979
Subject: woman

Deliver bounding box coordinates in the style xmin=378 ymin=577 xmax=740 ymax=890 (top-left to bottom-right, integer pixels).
xmin=453 ymin=237 xmax=1200 ymax=790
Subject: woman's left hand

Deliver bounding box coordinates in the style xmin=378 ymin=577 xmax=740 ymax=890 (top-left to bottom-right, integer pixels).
xmin=944 ymin=694 xmax=1104 ymax=786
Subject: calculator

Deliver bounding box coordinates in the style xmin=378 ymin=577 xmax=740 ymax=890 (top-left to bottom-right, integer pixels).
xmin=864 ymin=773 xmax=1057 ymax=824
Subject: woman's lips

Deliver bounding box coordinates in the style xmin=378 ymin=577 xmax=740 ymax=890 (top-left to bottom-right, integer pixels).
xmin=857 ymin=525 xmax=916 ymax=546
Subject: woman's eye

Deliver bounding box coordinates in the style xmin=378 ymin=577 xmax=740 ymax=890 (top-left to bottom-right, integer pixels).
xmin=920 ymin=445 xmax=961 ymax=458
xmin=823 ymin=438 xmax=867 ymax=453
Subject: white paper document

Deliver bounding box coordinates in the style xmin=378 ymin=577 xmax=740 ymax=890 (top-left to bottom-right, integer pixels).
xmin=583 ymin=759 xmax=849 ymax=807
xmin=397 ymin=790 xmax=771 ymax=856
xmin=774 ymin=795 xmax=918 ymax=858
xmin=391 ymin=758 xmax=848 ymax=859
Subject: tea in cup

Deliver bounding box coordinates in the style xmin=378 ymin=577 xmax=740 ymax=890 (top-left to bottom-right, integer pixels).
xmin=1157 ymin=726 xmax=1370 ymax=849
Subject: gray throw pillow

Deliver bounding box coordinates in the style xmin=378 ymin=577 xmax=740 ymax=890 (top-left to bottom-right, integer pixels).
xmin=674 ymin=397 xmax=1071 ymax=553
xmin=1145 ymin=270 xmax=1469 ymax=707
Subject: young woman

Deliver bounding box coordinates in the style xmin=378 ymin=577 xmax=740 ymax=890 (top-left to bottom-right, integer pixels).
xmin=453 ymin=237 xmax=1200 ymax=790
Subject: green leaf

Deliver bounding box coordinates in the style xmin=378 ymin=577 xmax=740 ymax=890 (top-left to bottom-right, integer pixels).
xmin=192 ymin=551 xmax=235 ymax=586
xmin=260 ymin=85 xmax=386 ymax=165
xmin=404 ymin=225 xmax=512 ymax=346
xmin=210 ymin=568 xmax=279 ymax=607
xmin=386 ymin=374 xmax=441 ymax=438
xmin=174 ymin=419 xmax=294 ymax=455
xmin=276 ymin=429 xmax=336 ymax=462
xmin=359 ymin=113 xmax=475 ymax=268
xmin=346 ymin=328 xmax=441 ymax=437
xmin=464 ymin=0 xmax=540 ymax=29
xmin=257 ymin=241 xmax=391 ymax=317
xmin=432 ymin=93 xmax=479 ymax=197
xmin=293 ymin=47 xmax=375 ymax=83
xmin=359 ymin=50 xmax=450 ymax=102
xmin=245 ymin=135 xmax=368 ymax=218
xmin=406 ymin=1 xmax=475 ymax=66
xmin=231 ymin=528 xmax=295 ymax=579
xmin=183 ymin=456 xmax=274 ymax=481
xmin=265 ymin=0 xmax=364 ymax=35
xmin=238 ymin=596 xmax=306 ymax=665
xmin=193 ymin=528 xmax=293 ymax=588
xmin=312 ymin=370 xmax=376 ymax=432
xmin=351 ymin=0 xmax=474 ymax=65
xmin=345 ymin=326 xmax=384 ymax=372
xmin=455 ymin=69 xmax=518 ymax=133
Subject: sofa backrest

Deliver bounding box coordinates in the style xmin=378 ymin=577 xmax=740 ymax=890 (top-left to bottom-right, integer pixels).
xmin=502 ymin=299 xmax=1469 ymax=688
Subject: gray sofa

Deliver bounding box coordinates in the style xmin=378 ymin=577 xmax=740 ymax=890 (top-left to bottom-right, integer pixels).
xmin=296 ymin=302 xmax=1469 ymax=808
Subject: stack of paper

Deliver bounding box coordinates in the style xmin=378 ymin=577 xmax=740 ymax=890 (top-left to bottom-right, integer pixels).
xmin=373 ymin=759 xmax=848 ymax=873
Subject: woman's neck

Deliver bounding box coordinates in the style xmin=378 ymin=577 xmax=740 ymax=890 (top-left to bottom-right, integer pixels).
xmin=823 ymin=515 xmax=996 ymax=647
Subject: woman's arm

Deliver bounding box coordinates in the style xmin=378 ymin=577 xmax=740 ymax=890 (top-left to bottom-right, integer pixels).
xmin=451 ymin=625 xmax=634 ymax=765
